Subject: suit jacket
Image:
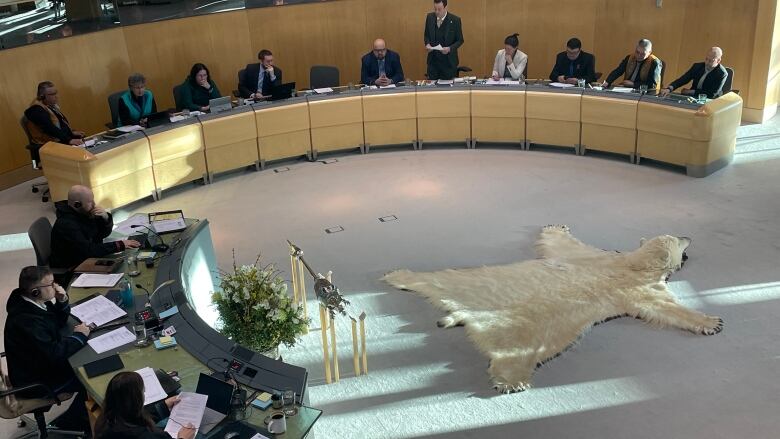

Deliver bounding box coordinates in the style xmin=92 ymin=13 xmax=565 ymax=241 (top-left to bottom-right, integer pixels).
xmin=492 ymin=49 xmax=527 ymax=80
xmin=50 ymin=200 xmax=124 ymax=270
xmin=239 ymin=63 xmax=283 ymax=98
xmin=549 ymin=51 xmax=596 ymax=82
xmin=667 ymin=62 xmax=728 ymax=98
xmin=361 ymin=49 xmax=405 ymax=85
xmin=423 ymin=12 xmax=464 ymax=68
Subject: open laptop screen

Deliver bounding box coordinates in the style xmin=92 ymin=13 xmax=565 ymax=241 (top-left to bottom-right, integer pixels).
xmin=195 ymin=373 xmax=234 ymax=414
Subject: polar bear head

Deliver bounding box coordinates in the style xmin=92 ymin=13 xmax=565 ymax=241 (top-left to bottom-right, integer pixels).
xmin=626 ymin=235 xmax=691 ymax=278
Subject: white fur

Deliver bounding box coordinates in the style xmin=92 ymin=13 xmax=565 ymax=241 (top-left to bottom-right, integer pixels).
xmin=382 ymin=225 xmax=722 ymax=393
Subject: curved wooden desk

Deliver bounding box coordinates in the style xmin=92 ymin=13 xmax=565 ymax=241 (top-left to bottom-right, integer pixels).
xmin=39 ymin=86 xmax=743 ymax=209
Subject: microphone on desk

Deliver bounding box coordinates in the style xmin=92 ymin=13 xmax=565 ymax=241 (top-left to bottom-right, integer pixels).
xmin=131 ymin=224 xmax=170 ymax=252
xmin=135 ymin=279 xmax=176 ymax=308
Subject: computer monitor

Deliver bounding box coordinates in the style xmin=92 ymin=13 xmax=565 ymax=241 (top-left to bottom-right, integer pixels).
xmin=196 ymin=373 xmax=234 ymax=414
xmin=145 ymin=111 xmax=172 ymax=128
xmin=209 ymin=96 xmax=232 ymax=113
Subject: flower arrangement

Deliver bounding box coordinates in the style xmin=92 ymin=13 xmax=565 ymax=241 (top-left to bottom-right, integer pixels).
xmin=212 ymin=253 xmax=309 ymax=354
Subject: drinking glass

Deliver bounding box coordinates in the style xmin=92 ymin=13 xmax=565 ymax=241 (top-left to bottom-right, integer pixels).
xmin=639 ymin=84 xmax=648 ymax=94
xmin=127 ymin=253 xmax=140 ymax=277
xmin=697 ymin=94 xmax=708 ymax=104
xmin=577 ymin=78 xmax=586 ymax=88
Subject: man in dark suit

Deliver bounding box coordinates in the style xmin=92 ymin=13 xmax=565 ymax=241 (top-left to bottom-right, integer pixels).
xmin=239 ymin=49 xmax=283 ymax=99
xmin=361 ymin=39 xmax=405 ymax=86
xmin=549 ymin=37 xmax=596 ymax=84
xmin=423 ymin=0 xmax=464 ymax=80
xmin=661 ymin=47 xmax=728 ymax=99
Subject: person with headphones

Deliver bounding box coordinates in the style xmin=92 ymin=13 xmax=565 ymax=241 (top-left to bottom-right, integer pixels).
xmin=24 ymin=81 xmax=85 ymax=148
xmin=3 ymin=266 xmax=92 ymax=434
xmin=50 ymin=185 xmax=140 ymax=281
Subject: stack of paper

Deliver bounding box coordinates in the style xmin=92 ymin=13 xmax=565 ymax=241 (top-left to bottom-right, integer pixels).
xmin=113 ymin=213 xmax=150 ymax=237
xmin=136 ymin=367 xmax=168 ymax=405
xmin=71 ymin=294 xmax=127 ymax=326
xmin=549 ymin=82 xmax=575 ymax=88
xmin=71 ymin=273 xmax=124 ymax=288
xmin=313 ymin=87 xmax=334 ymax=94
xmin=165 ymin=392 xmax=208 ymax=437
xmin=117 ymin=125 xmax=143 ymax=133
xmin=610 ymin=87 xmax=634 ymax=93
xmin=87 ymin=327 xmax=136 ymax=354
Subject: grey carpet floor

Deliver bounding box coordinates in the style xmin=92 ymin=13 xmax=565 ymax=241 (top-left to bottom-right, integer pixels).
xmin=1 ymin=115 xmax=778 ymax=438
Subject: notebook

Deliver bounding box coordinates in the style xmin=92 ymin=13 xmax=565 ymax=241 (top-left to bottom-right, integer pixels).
xmin=83 ymin=354 xmax=124 ymax=378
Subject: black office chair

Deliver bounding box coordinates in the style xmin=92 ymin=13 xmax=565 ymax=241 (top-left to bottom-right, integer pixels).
xmin=522 ymin=61 xmax=528 ymax=80
xmin=234 ymin=68 xmax=246 ymax=98
xmin=310 ymin=65 xmax=340 ymax=89
xmin=594 ymin=72 xmax=603 ymax=82
xmin=659 ymin=58 xmax=666 ymax=89
xmin=172 ymin=84 xmax=184 ymax=111
xmin=107 ymin=90 xmax=124 ymax=128
xmin=20 ymin=116 xmax=49 ymax=202
xmin=723 ymin=67 xmax=738 ymax=95
xmin=0 ymin=352 xmax=85 ymax=438
xmin=456 ymin=65 xmax=472 ymax=77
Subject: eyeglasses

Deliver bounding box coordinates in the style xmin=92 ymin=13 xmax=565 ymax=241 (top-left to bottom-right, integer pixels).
xmin=34 ymin=281 xmax=56 ymax=290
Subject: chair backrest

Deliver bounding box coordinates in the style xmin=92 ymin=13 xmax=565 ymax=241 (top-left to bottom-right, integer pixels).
xmin=723 ymin=66 xmax=734 ymax=94
xmin=0 ymin=352 xmax=21 ymax=419
xmin=659 ymin=58 xmax=666 ymax=87
xmin=28 ymin=217 xmax=53 ymax=266
xmin=19 ymin=116 xmax=42 ymax=167
xmin=310 ymin=65 xmax=340 ymax=89
xmin=107 ymin=90 xmax=124 ymax=128
xmin=173 ymin=84 xmax=184 ymax=110
xmin=238 ymin=68 xmax=246 ymax=87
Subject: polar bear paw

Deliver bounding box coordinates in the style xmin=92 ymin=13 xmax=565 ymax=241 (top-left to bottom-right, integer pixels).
xmin=491 ymin=377 xmax=532 ymax=394
xmin=699 ymin=316 xmax=724 ymax=336
xmin=543 ymin=224 xmax=570 ymax=233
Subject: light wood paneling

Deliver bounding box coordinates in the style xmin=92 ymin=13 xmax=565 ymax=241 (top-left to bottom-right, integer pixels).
xmin=246 ymin=0 xmax=368 ymax=89
xmin=0 ymin=28 xmax=131 ymax=174
xmin=122 ymin=11 xmax=253 ymax=111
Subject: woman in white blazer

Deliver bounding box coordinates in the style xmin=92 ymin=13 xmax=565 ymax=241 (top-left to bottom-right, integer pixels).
xmin=491 ymin=33 xmax=528 ymax=81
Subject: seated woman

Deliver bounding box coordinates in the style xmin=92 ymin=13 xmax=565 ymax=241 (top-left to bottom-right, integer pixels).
xmin=94 ymin=371 xmax=196 ymax=439
xmin=491 ymin=33 xmax=528 ymax=81
xmin=118 ymin=73 xmax=157 ymax=127
xmin=180 ymin=63 xmax=221 ymax=112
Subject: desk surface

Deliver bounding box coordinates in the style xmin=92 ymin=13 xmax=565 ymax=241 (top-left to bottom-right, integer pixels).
xmin=67 ymin=219 xmax=320 ymax=438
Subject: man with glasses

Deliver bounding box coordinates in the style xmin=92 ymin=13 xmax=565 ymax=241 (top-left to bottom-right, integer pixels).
xmin=4 ymin=266 xmax=92 ymax=433
xmin=24 ymin=81 xmax=85 ymax=147
xmin=549 ymin=37 xmax=596 ymax=84
xmin=361 ymin=38 xmax=405 ymax=87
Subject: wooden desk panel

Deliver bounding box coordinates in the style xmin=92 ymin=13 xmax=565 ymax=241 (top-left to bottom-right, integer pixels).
xmin=580 ymin=94 xmax=639 ymax=158
xmin=255 ymin=103 xmax=312 ymax=162
xmin=40 ymin=143 xmax=96 ymax=203
xmin=471 ymin=89 xmax=525 ymax=144
xmin=417 ymin=90 xmax=471 ymax=145
xmin=362 ymin=92 xmax=417 ymax=148
xmin=525 ymin=91 xmax=582 ymax=149
xmin=146 ymin=123 xmax=207 ymax=191
xmin=308 ymin=96 xmax=364 ymax=154
xmin=201 ymin=111 xmax=260 ymax=175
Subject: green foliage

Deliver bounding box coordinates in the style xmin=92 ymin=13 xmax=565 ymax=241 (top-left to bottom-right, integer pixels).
xmin=212 ymin=254 xmax=309 ymax=353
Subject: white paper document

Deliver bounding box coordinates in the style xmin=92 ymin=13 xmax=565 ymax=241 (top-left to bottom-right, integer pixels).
xmin=610 ymin=87 xmax=634 ymax=93
xmin=84 ymin=139 xmax=97 ymax=147
xmin=549 ymin=82 xmax=575 ymax=88
xmin=136 ymin=367 xmax=168 ymax=405
xmin=169 ymin=115 xmax=188 ymax=123
xmin=429 ymin=44 xmax=444 ymax=51
xmin=379 ymin=84 xmax=397 ymax=89
xmin=165 ymin=392 xmax=208 ymax=437
xmin=71 ymin=273 xmax=124 ymax=288
xmin=87 ymin=326 xmax=136 ymax=354
xmin=71 ymin=294 xmax=127 ymax=326
xmin=116 ymin=125 xmax=143 ymax=133
xmin=113 ymin=213 xmax=150 ymax=237
xmin=436 ymin=79 xmax=454 ymax=85
xmin=250 ymin=434 xmax=271 ymax=439
xmin=486 ymin=79 xmax=521 ymax=85
xmin=152 ymin=218 xmax=187 ymax=233
xmin=313 ymin=87 xmax=334 ymax=94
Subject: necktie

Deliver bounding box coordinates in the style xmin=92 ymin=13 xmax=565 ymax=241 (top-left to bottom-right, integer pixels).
xmin=437 ymin=17 xmax=443 ymax=28
xmin=257 ymin=70 xmax=265 ymax=94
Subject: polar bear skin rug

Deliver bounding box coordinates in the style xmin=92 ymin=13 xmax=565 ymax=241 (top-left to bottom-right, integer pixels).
xmin=382 ymin=225 xmax=723 ymax=394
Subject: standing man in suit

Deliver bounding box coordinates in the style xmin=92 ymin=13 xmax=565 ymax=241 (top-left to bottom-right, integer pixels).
xmin=549 ymin=37 xmax=596 ymax=84
xmin=423 ymin=0 xmax=464 ymax=80
xmin=239 ymin=49 xmax=283 ymax=100
xmin=661 ymin=47 xmax=728 ymax=99
xmin=361 ymin=38 xmax=405 ymax=86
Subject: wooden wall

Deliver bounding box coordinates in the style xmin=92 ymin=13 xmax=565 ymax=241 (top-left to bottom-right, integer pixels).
xmin=0 ymin=0 xmax=775 ymax=179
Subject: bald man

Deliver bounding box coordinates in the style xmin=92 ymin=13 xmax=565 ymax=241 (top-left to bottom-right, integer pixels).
xmin=361 ymin=38 xmax=405 ymax=87
xmin=50 ymin=185 xmax=140 ymax=275
xmin=662 ymin=47 xmax=728 ymax=99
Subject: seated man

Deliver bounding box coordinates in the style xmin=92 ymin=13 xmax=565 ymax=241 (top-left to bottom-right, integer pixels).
xmin=361 ymin=38 xmax=405 ymax=87
xmin=239 ymin=49 xmax=282 ymax=100
xmin=118 ymin=73 xmax=158 ymax=127
xmin=24 ymin=81 xmax=85 ymax=157
xmin=604 ymin=38 xmax=662 ymax=91
xmin=4 ymin=266 xmax=92 ymax=432
xmin=50 ymin=185 xmax=139 ymax=275
xmin=549 ymin=37 xmax=596 ymax=84
xmin=661 ymin=47 xmax=727 ymax=99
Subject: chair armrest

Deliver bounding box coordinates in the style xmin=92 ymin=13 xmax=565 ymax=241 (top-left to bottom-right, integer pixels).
xmin=0 ymin=383 xmax=60 ymax=404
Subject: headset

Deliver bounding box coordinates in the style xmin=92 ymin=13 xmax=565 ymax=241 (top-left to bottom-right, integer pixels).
xmin=74 ymin=200 xmax=82 ymax=209
xmin=29 ymin=286 xmax=41 ymax=298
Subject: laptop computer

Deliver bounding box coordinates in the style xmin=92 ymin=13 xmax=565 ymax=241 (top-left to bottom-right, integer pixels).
xmin=146 ymin=111 xmax=172 ymax=128
xmin=195 ymin=373 xmax=235 ymax=434
xmin=209 ymin=96 xmax=232 ymax=113
xmin=269 ymin=82 xmax=296 ymax=101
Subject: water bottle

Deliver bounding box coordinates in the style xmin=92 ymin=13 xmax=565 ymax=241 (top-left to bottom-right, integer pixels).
xmin=117 ymin=276 xmax=134 ymax=310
